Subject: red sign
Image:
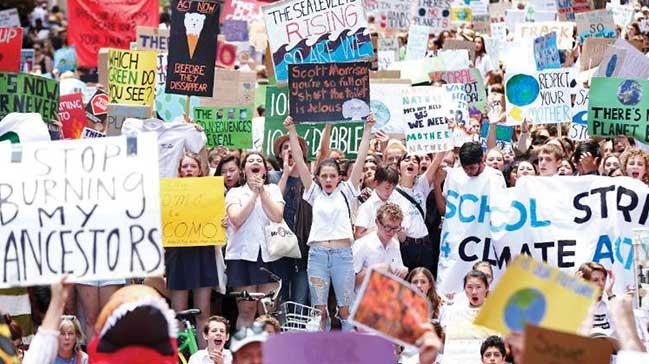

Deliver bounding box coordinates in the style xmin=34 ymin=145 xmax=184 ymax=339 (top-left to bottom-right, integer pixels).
xmin=216 ymin=41 xmax=237 ymax=68
xmin=85 ymin=89 xmax=109 ymax=126
xmin=59 ymin=93 xmax=87 ymax=139
xmin=0 ymin=27 xmax=23 ymax=72
xmin=67 ymin=0 xmax=159 ymax=67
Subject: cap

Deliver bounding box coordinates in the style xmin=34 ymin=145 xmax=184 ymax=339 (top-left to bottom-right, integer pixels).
xmin=230 ymin=326 xmax=269 ymax=353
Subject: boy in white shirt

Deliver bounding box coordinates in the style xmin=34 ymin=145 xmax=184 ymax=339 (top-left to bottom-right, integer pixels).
xmin=188 ymin=316 xmax=232 ymax=364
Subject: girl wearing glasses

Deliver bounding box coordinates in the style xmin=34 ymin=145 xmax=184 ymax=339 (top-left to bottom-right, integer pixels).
xmin=283 ymin=114 xmax=375 ymax=331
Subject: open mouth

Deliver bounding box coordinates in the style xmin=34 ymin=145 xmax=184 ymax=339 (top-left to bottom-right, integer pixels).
xmin=251 ymin=166 xmax=261 ymax=174
xmin=631 ymin=172 xmax=640 ymax=178
xmin=214 ymin=338 xmax=224 ymax=347
xmin=470 ymin=296 xmax=480 ymax=305
xmin=406 ymin=166 xmax=415 ymax=173
xmin=96 ymin=295 xmax=176 ymax=355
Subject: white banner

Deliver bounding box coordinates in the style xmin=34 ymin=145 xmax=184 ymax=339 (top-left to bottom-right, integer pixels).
xmin=437 ymin=172 xmax=648 ymax=294
xmin=0 ymin=134 xmax=164 ymax=287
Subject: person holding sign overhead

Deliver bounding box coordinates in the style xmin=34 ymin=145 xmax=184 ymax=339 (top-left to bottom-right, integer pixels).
xmin=165 ymin=153 xmax=219 ymax=348
xmin=282 ymin=114 xmax=375 ymax=331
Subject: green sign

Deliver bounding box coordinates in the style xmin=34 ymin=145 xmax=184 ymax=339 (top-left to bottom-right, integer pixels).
xmin=193 ymin=106 xmax=253 ymax=149
xmin=588 ymin=77 xmax=649 ymax=143
xmin=264 ymin=86 xmax=364 ymax=160
xmin=0 ymin=72 xmax=59 ymax=123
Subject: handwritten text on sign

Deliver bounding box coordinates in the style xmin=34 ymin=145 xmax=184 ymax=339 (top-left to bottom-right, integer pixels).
xmin=402 ymin=86 xmax=452 ymax=155
xmin=0 ymin=72 xmax=59 ymax=123
xmin=161 ymin=177 xmax=225 ymax=247
xmin=194 ymin=106 xmax=253 ymax=149
xmin=289 ymin=62 xmax=370 ymax=123
xmin=0 ymin=134 xmax=164 ymax=287
xmin=107 ymin=49 xmax=157 ymax=107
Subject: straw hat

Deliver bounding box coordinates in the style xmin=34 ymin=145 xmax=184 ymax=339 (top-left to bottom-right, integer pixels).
xmin=272 ymin=134 xmax=308 ymax=160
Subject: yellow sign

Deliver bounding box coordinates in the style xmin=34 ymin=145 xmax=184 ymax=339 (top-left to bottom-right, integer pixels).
xmin=474 ymin=255 xmax=598 ymax=336
xmin=160 ymin=177 xmax=225 ymax=247
xmin=450 ymin=6 xmax=473 ymax=23
xmin=107 ymin=48 xmax=157 ymax=107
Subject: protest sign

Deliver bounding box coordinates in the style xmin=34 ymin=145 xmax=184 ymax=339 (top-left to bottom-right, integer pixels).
xmin=437 ymin=173 xmax=649 ymax=296
xmin=160 ymin=177 xmax=225 ymax=247
xmin=575 ymin=10 xmax=616 ymax=44
xmin=490 ymin=23 xmax=507 ymax=41
xmin=81 ymin=127 xmax=106 ymax=138
xmin=0 ymin=8 xmax=20 ymax=27
xmin=216 ymin=40 xmax=237 ymax=68
xmin=444 ymin=83 xmax=469 ymax=128
xmin=607 ymin=3 xmax=634 ymax=27
xmin=288 ymin=62 xmax=370 ymax=123
xmin=106 ymin=104 xmax=151 ymax=137
xmin=505 ymin=68 xmax=571 ymax=125
xmin=505 ymin=9 xmax=526 ymax=33
xmin=53 ymin=47 xmax=77 ymax=73
xmin=221 ymin=0 xmax=265 ymax=22
xmin=155 ymin=53 xmax=168 ymax=89
xmin=20 ymin=49 xmax=34 ymax=73
xmin=155 ymin=89 xmax=201 ymax=122
xmin=59 ymin=93 xmax=87 ymax=139
xmin=429 ymin=68 xmax=486 ymax=114
xmin=222 ymin=20 xmax=249 ymax=42
xmin=377 ymin=37 xmax=399 ymax=71
xmin=411 ymin=0 xmax=452 ymax=33
xmin=263 ymin=0 xmax=373 ymax=83
xmin=67 ymin=0 xmax=159 ymax=67
xmin=557 ymin=0 xmax=595 ymax=21
xmin=633 ymin=229 xmax=649 ymax=309
xmin=534 ymin=32 xmax=561 ymax=71
xmin=264 ymin=332 xmax=396 ymax=364
xmin=0 ymin=134 xmax=164 ymax=287
xmin=450 ymin=6 xmax=472 ymax=24
xmin=488 ymin=2 xmax=508 ymax=23
xmin=85 ymin=89 xmax=109 ymax=128
xmin=194 ymin=106 xmax=252 ymax=149
xmin=472 ymin=14 xmax=489 ymax=35
xmin=570 ymin=83 xmax=590 ymax=141
xmin=595 ymin=39 xmax=649 ymax=79
xmin=443 ymin=39 xmax=476 ymax=63
xmin=441 ymin=339 xmax=483 ymax=364
xmin=107 ymin=49 xmax=157 ymax=107
xmin=402 ymin=86 xmax=451 ymax=155
xmin=588 ymin=77 xmax=649 ymax=143
xmin=522 ymin=325 xmax=613 ymax=364
xmin=264 ymin=85 xmax=364 ymax=159
xmin=0 ymin=73 xmax=59 ymax=123
xmin=136 ymin=26 xmax=170 ymax=52
xmin=350 ymin=269 xmax=431 ymax=348
xmin=515 ymin=22 xmax=575 ymax=49
xmin=370 ymin=80 xmax=409 ymax=134
xmin=406 ymin=25 xmax=430 ymax=60
xmin=580 ymin=38 xmax=615 ymax=70
xmin=474 ymin=255 xmax=598 ymax=335
xmin=166 ymin=0 xmax=219 ymax=97
xmin=200 ymin=69 xmax=256 ymax=108
xmin=0 ymin=27 xmax=22 ymax=72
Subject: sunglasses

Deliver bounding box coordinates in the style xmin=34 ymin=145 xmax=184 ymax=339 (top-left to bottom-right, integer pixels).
xmin=232 ymin=322 xmax=265 ymax=341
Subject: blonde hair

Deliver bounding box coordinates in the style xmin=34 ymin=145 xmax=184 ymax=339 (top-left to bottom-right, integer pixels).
xmin=59 ymin=317 xmax=84 ymax=351
xmin=620 ymin=148 xmax=649 ymax=184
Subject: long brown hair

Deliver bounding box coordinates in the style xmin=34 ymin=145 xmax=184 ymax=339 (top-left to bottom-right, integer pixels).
xmin=406 ymin=267 xmax=442 ymax=319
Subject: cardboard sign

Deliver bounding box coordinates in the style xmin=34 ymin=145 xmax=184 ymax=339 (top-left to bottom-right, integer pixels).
xmin=20 ymin=49 xmax=35 ymax=73
xmin=85 ymin=89 xmax=109 ymax=127
xmin=570 ymin=84 xmax=589 ymax=141
xmin=406 ymin=25 xmax=430 ymax=60
xmin=411 ymin=0 xmax=452 ymax=33
xmin=505 ymin=68 xmax=571 ymax=125
xmin=200 ymin=68 xmax=256 ymax=108
xmin=193 ymin=106 xmax=253 ymax=149
xmin=0 ymin=73 xmax=59 ymax=123
xmin=575 ymin=9 xmax=616 ymax=44
xmin=222 ymin=19 xmax=248 ymax=42
xmin=165 ymin=0 xmax=220 ymax=97
xmin=263 ymin=0 xmax=373 ymax=83
xmin=579 ymin=38 xmax=615 ymax=70
xmin=155 ymin=52 xmax=168 ymax=89
xmin=264 ymin=332 xmax=396 ymax=364
xmin=443 ymin=39 xmax=476 ymax=63
xmin=106 ymin=104 xmax=151 ymax=137
xmin=81 ymin=127 xmax=106 ymax=138
xmin=264 ymin=85 xmax=364 ymax=159
xmin=0 ymin=8 xmax=20 ymax=27
xmin=515 ymin=21 xmax=575 ymax=49
xmin=402 ymin=86 xmax=452 ymax=155
xmin=0 ymin=134 xmax=164 ymax=287
xmin=594 ymin=39 xmax=649 ymax=79
xmin=606 ymin=3 xmax=634 ymax=27
xmin=59 ymin=93 xmax=87 ymax=139
xmin=474 ymin=255 xmax=598 ymax=335
xmin=0 ymin=27 xmax=22 ymax=72
xmin=67 ymin=0 xmax=159 ymax=67
xmin=350 ymin=269 xmax=431 ymax=348
xmin=107 ymin=49 xmax=156 ymax=107
xmin=160 ymin=177 xmax=225 ymax=247
xmin=522 ymin=325 xmax=613 ymax=364
xmin=377 ymin=37 xmax=399 ymax=71
xmin=136 ymin=26 xmax=170 ymax=52
xmin=588 ymin=77 xmax=649 ymax=143
xmin=556 ymin=0 xmax=594 ymax=21
xmin=534 ymin=32 xmax=561 ymax=70
xmin=370 ymin=80 xmax=410 ymax=134
xmin=488 ymin=2 xmax=509 ymax=23
xmin=288 ymin=62 xmax=371 ymax=123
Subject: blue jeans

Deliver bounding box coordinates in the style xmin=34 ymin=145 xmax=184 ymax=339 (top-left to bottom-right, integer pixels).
xmin=307 ymin=245 xmax=355 ymax=331
xmin=289 ymin=268 xmax=309 ymax=306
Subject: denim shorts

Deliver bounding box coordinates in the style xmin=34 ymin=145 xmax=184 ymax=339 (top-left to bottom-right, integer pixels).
xmin=307 ymin=245 xmax=355 ymax=307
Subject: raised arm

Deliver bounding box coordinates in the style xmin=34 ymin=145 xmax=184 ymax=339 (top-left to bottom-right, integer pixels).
xmin=316 ymin=123 xmax=333 ymax=167
xmin=284 ymin=116 xmax=313 ymax=191
xmin=424 ymin=152 xmax=445 ymax=187
xmin=348 ymin=114 xmax=376 ymax=191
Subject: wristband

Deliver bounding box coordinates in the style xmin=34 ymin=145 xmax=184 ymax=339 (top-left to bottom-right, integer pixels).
xmin=607 ymin=294 xmax=616 ymax=301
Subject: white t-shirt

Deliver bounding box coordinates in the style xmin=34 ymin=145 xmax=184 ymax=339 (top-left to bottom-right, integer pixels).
xmin=187 ymin=349 xmax=232 ymax=364
xmin=395 ymin=177 xmax=432 ymax=238
xmin=121 ymin=117 xmax=206 ymax=177
xmin=304 ymin=180 xmax=358 ymax=244
xmin=442 ymin=165 xmax=506 ymax=199
xmin=352 ymin=232 xmax=405 ymax=274
xmin=440 ymin=303 xmax=494 ymax=340
xmin=591 ymin=299 xmax=617 ymax=338
xmin=225 ymin=184 xmax=285 ymax=262
xmin=356 ymin=190 xmax=408 ymax=231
